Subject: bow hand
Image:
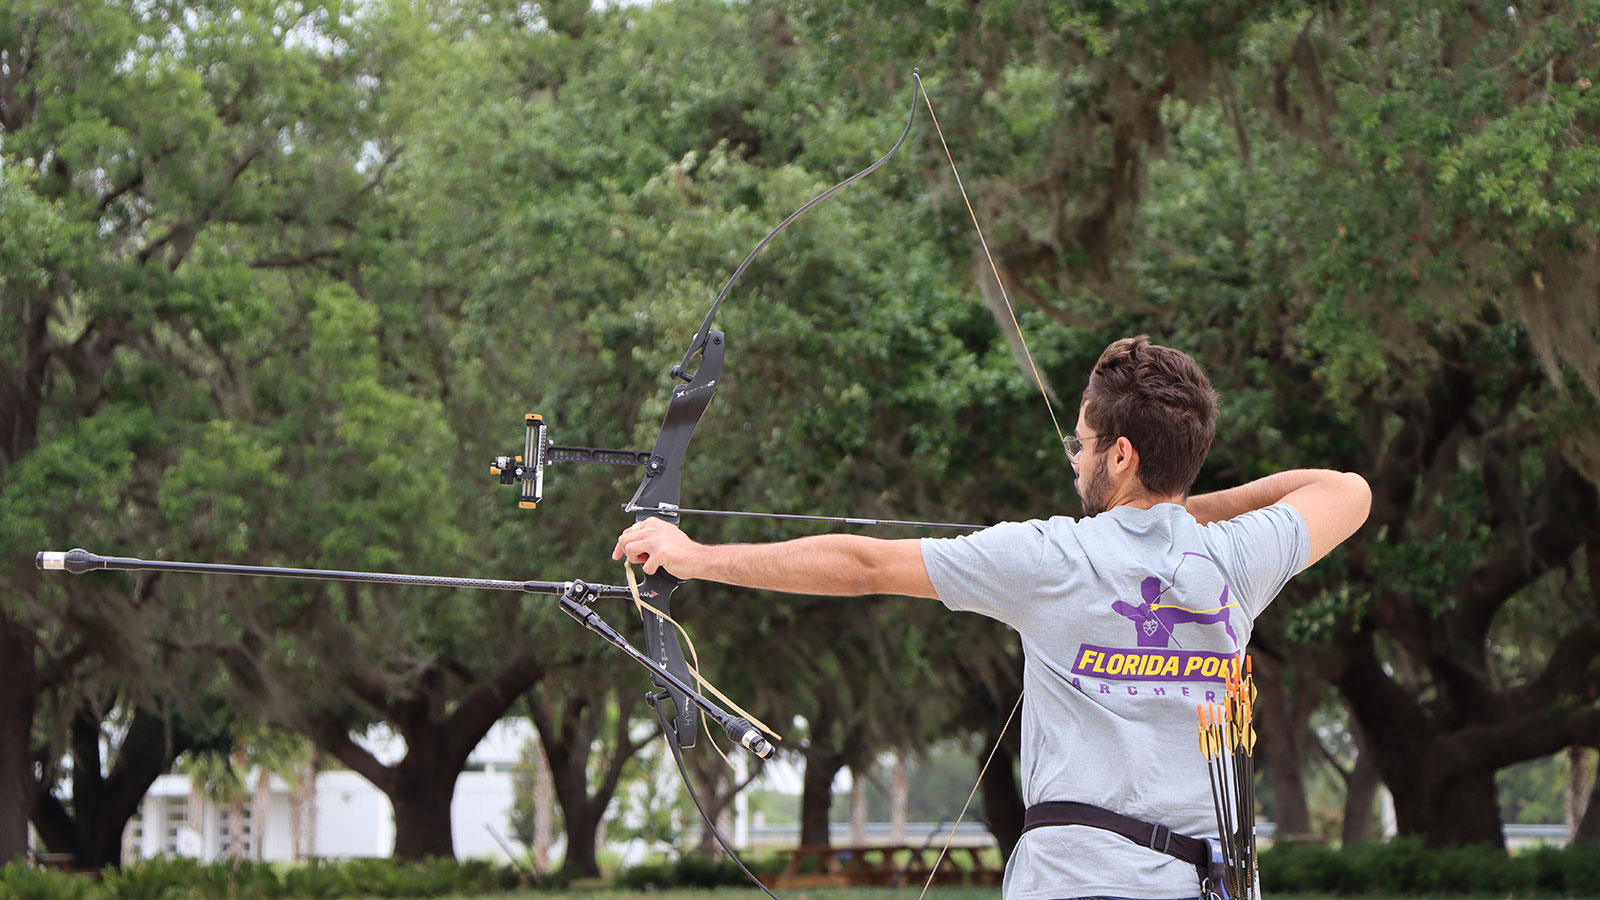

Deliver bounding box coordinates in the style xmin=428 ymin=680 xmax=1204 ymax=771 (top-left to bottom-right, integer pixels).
xmin=614 ymin=518 xmax=706 ymax=580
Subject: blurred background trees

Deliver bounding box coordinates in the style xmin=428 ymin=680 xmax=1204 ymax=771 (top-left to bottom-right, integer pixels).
xmin=3 ymin=0 xmax=1597 ymax=867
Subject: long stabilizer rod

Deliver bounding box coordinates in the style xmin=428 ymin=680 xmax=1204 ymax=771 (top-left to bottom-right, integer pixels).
xmin=36 ymin=549 xmax=637 ymax=599
xmin=35 ymin=548 xmax=772 ymax=759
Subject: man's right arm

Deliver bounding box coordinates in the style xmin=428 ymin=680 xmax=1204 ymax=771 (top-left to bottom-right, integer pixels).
xmin=1188 ymin=469 xmax=1371 ymax=567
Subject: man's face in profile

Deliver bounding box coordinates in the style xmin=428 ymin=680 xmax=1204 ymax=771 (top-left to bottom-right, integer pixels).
xmin=1072 ymin=408 xmax=1115 ymax=517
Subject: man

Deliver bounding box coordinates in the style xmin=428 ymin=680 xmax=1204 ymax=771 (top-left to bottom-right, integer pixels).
xmin=614 ymin=335 xmax=1370 ymax=900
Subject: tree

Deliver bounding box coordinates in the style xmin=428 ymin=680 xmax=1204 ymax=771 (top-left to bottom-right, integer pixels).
xmin=783 ymin=0 xmax=1600 ymax=848
xmin=524 ymin=678 xmax=659 ymax=877
xmin=30 ymin=700 xmax=228 ymax=869
xmin=0 ymin=0 xmax=405 ymax=864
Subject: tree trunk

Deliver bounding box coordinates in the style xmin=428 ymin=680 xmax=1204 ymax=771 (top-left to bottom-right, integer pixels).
xmin=290 ymin=757 xmax=318 ymax=861
xmin=529 ymin=688 xmax=651 ymax=878
xmin=313 ymin=708 xmax=470 ymax=861
xmin=120 ymin=816 xmax=136 ymax=866
xmin=187 ymin=779 xmax=207 ymax=857
xmin=979 ymin=740 xmax=1025 ymax=860
xmin=296 ymin=656 xmax=550 ymax=862
xmin=1265 ymin=760 xmax=1312 ymax=840
xmin=1419 ymin=770 xmax=1505 ymax=849
xmin=1341 ymin=736 xmax=1383 ymax=846
xmin=799 ymin=750 xmax=843 ymax=848
xmin=32 ymin=704 xmax=191 ymax=869
xmin=385 ymin=751 xmax=462 ymax=860
xmin=0 ymin=617 xmax=35 ymax=865
xmin=226 ymin=795 xmax=247 ymax=859
xmin=1252 ymin=652 xmax=1317 ymax=838
xmin=379 ymin=733 xmax=467 ymax=858
xmin=557 ymin=783 xmax=603 ymax=877
xmin=849 ymin=768 xmax=868 ymax=845
xmin=539 ymin=716 xmax=604 ymax=877
xmin=533 ymin=749 xmax=554 ymax=873
xmin=253 ymin=770 xmax=270 ymax=863
xmin=1568 ymin=746 xmax=1591 ymax=837
xmin=697 ymin=764 xmax=733 ymax=856
xmin=1573 ymin=752 xmax=1600 ymax=845
xmin=225 ymin=619 xmax=548 ymax=862
xmin=890 ymin=754 xmax=908 ymax=843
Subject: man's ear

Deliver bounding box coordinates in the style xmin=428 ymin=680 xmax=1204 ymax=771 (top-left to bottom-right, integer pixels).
xmin=1111 ymin=436 xmax=1139 ymax=476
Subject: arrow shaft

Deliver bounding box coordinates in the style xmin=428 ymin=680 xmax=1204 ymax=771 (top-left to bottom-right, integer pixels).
xmin=628 ymin=505 xmax=985 ymax=531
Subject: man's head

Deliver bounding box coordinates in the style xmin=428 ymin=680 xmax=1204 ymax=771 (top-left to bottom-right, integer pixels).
xmin=1072 ymin=335 xmax=1218 ymax=515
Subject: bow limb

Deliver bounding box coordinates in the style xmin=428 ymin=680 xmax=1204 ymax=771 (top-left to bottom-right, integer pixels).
xmin=636 ymin=77 xmax=925 ymax=747
xmin=672 ymin=74 xmax=924 ymax=378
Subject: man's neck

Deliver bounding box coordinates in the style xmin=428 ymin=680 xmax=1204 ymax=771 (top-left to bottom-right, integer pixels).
xmin=1109 ymin=489 xmax=1185 ymax=511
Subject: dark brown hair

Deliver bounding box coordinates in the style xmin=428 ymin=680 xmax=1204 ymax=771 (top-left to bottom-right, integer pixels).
xmin=1083 ymin=335 xmax=1219 ymax=498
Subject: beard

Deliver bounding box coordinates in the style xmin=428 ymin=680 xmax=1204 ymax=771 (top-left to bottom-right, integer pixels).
xmin=1078 ymin=458 xmax=1115 ymax=517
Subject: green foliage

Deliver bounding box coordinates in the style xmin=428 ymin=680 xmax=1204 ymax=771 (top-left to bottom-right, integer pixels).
xmin=9 ymin=0 xmax=1600 ymax=863
xmin=846 ymin=743 xmax=988 ymax=824
xmin=0 ymin=861 xmax=94 ymax=900
xmin=1497 ymin=753 xmax=1584 ymax=826
xmin=612 ymin=852 xmax=786 ymax=890
xmin=0 ymin=856 xmax=522 ymax=900
xmin=279 ymin=859 xmax=353 ymax=899
xmin=99 ymin=855 xmax=207 ymax=900
xmin=1260 ymin=837 xmax=1600 ymax=895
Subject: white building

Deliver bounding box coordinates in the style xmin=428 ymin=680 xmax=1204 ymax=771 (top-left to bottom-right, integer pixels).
xmin=127 ymin=720 xmax=539 ymax=864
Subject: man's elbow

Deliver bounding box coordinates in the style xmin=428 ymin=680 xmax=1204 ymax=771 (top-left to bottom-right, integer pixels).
xmin=849 ymin=538 xmax=936 ymax=599
xmin=833 ymin=539 xmax=894 ymax=596
xmin=843 ymin=565 xmax=885 ymax=597
xmin=1340 ymin=471 xmax=1373 ymax=525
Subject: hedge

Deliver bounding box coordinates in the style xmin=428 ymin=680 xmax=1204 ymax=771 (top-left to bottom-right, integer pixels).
xmin=1261 ymin=838 xmax=1600 ymax=896
xmin=0 ymin=856 xmax=523 ymax=900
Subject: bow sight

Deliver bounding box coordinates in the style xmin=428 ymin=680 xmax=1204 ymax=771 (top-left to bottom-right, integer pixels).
xmin=490 ymin=415 xmax=655 ymax=510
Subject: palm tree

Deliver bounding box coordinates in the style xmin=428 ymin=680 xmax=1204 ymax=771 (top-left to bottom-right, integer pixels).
xmin=178 ymin=750 xmax=248 ymax=859
xmin=243 ymin=728 xmax=317 ymax=861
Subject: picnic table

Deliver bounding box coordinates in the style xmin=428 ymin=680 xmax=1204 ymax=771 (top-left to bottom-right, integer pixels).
xmin=771 ymin=844 xmax=1003 ymax=888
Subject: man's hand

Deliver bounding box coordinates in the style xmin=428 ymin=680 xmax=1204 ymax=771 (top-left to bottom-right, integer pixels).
xmin=613 ymin=518 xmax=707 ymax=579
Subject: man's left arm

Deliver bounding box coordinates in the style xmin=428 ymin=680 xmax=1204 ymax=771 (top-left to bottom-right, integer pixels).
xmin=613 ymin=519 xmax=938 ymax=599
xmin=1187 ymin=468 xmax=1371 ymax=566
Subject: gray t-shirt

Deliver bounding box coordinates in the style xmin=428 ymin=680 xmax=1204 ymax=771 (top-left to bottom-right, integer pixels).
xmin=920 ymin=502 xmax=1309 ymax=900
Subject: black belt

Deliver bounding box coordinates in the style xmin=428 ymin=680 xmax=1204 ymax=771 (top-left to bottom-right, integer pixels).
xmin=1022 ymin=801 xmax=1210 ymax=870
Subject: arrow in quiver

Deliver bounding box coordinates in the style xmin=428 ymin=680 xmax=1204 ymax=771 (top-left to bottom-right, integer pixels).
xmin=1195 ymin=654 xmax=1258 ymax=900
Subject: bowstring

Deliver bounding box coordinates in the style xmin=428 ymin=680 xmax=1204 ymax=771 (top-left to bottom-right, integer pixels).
xmin=907 ymin=72 xmax=1067 ymax=890
xmin=628 ymin=73 xmax=1066 ymax=890
xmin=917 ymin=691 xmax=1024 ymax=900
xmin=915 ymin=72 xmax=1070 ymax=453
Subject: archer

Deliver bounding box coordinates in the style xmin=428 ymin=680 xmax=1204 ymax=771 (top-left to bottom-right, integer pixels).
xmin=615 ymin=334 xmax=1370 ymax=900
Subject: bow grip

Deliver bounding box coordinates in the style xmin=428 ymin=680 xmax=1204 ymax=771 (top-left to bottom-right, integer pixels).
xmin=635 ymin=566 xmax=697 ymax=747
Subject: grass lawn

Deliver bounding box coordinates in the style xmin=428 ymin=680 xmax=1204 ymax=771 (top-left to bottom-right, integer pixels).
xmin=435 ymin=883 xmax=1587 ymax=890
xmin=457 ymin=883 xmax=998 ymax=890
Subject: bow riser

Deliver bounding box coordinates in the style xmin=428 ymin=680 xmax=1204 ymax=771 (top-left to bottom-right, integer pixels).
xmin=626 ymin=329 xmax=726 ymax=747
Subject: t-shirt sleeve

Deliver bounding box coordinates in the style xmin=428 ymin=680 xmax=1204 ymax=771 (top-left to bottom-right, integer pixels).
xmin=1206 ymin=503 xmax=1311 ymax=618
xmin=919 ymin=520 xmax=1054 ymax=629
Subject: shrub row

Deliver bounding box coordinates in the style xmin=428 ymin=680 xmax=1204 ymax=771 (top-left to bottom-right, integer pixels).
xmin=613 ymin=853 xmax=786 ymax=890
xmin=1261 ymin=838 xmax=1600 ymax=895
xmin=617 ymin=841 xmax=1600 ymax=896
xmin=0 ymin=856 xmax=522 ymax=900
